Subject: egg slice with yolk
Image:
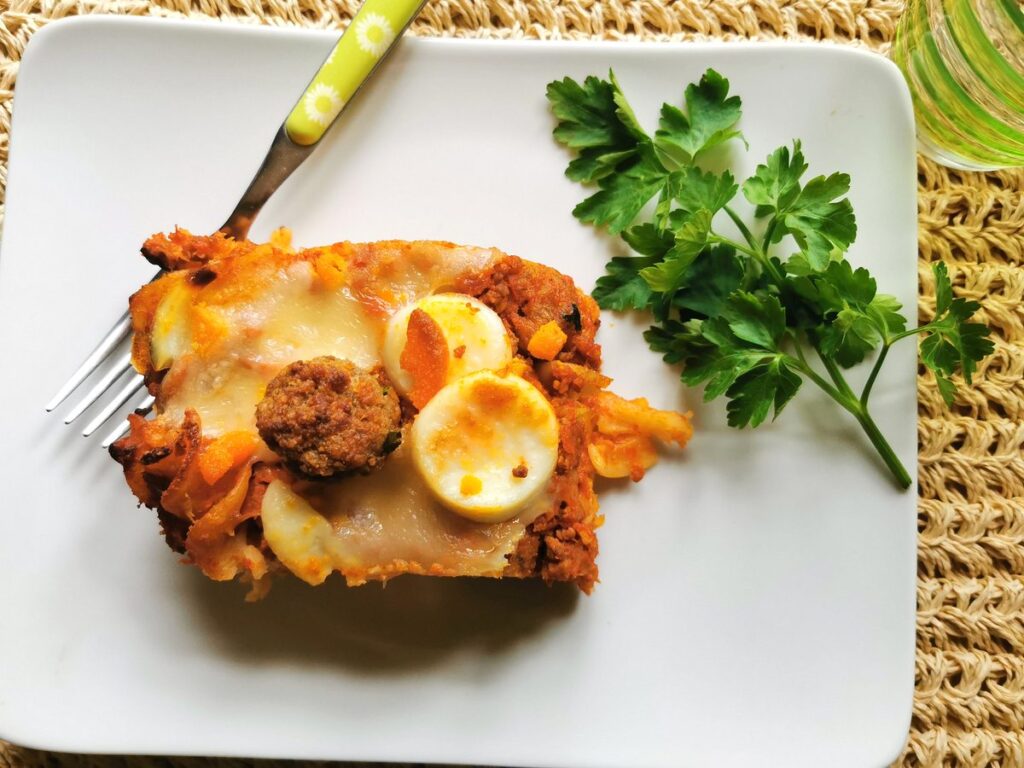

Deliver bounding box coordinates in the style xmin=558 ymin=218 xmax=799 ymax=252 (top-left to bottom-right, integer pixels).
xmin=410 ymin=370 xmax=559 ymax=523
xmin=382 ymin=294 xmax=513 ymax=396
xmin=150 ymin=281 xmax=193 ymax=370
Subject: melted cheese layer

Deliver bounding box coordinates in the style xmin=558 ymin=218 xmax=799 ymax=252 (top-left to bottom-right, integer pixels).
xmin=153 ymin=244 xmax=497 ymax=436
xmin=146 ymin=241 xmax=560 ymax=580
xmin=261 ymin=444 xmax=550 ymax=585
xmin=155 ymin=262 xmax=380 ymax=436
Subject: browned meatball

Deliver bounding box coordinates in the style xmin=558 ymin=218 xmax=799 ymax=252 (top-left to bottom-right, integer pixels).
xmin=255 ymin=357 xmax=402 ymax=477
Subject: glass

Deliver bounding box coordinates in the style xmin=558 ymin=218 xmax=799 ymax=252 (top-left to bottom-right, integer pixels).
xmin=891 ymin=0 xmax=1024 ymax=170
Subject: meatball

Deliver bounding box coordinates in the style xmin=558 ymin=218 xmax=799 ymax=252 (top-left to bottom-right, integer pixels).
xmin=255 ymin=357 xmax=402 ymax=477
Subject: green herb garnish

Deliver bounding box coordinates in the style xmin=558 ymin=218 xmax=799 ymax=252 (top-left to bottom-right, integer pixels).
xmin=547 ymin=69 xmax=994 ymax=489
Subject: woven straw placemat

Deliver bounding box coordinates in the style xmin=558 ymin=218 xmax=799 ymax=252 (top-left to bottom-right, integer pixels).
xmin=0 ymin=0 xmax=1021 ymax=766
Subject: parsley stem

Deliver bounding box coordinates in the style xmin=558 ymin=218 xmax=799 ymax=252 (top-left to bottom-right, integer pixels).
xmin=792 ymin=334 xmax=850 ymax=403
xmin=861 ymin=323 xmax=937 ymax=406
xmin=808 ymin=345 xmax=911 ymax=489
xmin=755 ymin=219 xmax=787 ymax=286
xmin=762 ymin=219 xmax=778 ymax=253
xmin=709 ymin=230 xmax=787 ymax=286
xmin=708 ymin=234 xmax=760 ymax=261
xmin=815 ymin=347 xmax=859 ymax=402
xmin=851 ymin=408 xmax=913 ymax=489
xmin=860 ymin=343 xmax=890 ymax=407
xmin=788 ymin=356 xmax=847 ymax=405
xmin=723 ymin=206 xmax=758 ymax=250
xmin=887 ymin=324 xmax=931 ymax=344
xmin=792 ymin=336 xmax=811 ymax=368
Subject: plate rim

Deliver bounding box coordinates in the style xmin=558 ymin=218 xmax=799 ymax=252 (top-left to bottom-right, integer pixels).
xmin=1 ymin=15 xmax=917 ymax=767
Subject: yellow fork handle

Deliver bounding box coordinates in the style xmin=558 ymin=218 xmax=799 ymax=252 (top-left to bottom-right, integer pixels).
xmin=284 ymin=0 xmax=427 ymax=146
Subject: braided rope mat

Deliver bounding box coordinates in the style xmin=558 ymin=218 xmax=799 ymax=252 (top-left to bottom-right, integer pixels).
xmin=0 ymin=0 xmax=1021 ymax=766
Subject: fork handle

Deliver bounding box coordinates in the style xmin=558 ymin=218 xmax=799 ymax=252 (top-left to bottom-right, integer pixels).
xmin=50 ymin=0 xmax=428 ymax=417
xmin=220 ymin=0 xmax=426 ymax=239
xmin=285 ymin=0 xmax=428 ymax=146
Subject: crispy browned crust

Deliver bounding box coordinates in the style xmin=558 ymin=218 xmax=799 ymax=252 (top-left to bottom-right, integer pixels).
xmin=110 ymin=408 xmax=274 ymax=585
xmin=112 ymin=232 xmax=607 ymax=594
xmin=141 ymin=228 xmax=254 ymax=271
xmin=504 ymin=393 xmax=600 ymax=592
xmin=465 ymin=267 xmax=605 ymax=593
xmin=456 ymin=254 xmax=602 ymax=370
xmin=459 ymin=257 xmax=604 ymax=591
xmin=131 ymin=229 xmax=258 ymax=390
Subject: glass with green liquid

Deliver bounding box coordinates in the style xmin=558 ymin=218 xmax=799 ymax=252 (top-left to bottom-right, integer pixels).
xmin=892 ymin=0 xmax=1024 ymax=170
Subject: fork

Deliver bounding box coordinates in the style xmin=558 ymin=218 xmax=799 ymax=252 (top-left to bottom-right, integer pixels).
xmin=45 ymin=0 xmax=428 ymax=447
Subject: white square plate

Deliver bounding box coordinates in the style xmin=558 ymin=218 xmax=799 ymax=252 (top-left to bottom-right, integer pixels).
xmin=0 ymin=17 xmax=917 ymax=768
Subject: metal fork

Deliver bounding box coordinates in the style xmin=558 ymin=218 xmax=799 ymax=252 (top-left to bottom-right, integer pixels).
xmin=45 ymin=0 xmax=428 ymax=447
xmin=46 ymin=128 xmax=313 ymax=446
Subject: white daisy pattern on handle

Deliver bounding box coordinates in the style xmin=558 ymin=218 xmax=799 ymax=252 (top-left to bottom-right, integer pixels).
xmin=303 ymin=82 xmax=344 ymax=128
xmin=354 ymin=12 xmax=396 ymax=58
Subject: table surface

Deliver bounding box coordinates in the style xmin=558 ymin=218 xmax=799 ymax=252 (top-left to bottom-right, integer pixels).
xmin=0 ymin=1 xmax=1021 ymax=767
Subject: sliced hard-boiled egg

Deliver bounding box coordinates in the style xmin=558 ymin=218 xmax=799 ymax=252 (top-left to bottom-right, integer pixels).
xmin=150 ymin=281 xmax=192 ymax=370
xmin=410 ymin=370 xmax=559 ymax=523
xmin=382 ymin=294 xmax=513 ymax=396
xmin=260 ymin=479 xmax=340 ymax=586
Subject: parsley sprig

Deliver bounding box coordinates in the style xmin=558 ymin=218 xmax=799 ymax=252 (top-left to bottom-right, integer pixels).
xmin=547 ymin=69 xmax=994 ymax=489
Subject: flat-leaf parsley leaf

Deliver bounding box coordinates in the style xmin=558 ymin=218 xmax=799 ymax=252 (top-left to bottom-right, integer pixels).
xmin=547 ymin=69 xmax=994 ymax=489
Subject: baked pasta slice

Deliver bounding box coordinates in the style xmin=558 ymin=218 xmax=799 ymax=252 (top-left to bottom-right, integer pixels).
xmin=110 ymin=229 xmax=691 ymax=599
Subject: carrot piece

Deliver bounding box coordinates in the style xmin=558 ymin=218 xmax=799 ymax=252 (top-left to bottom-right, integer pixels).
xmin=312 ymin=250 xmax=347 ymax=292
xmin=269 ymin=227 xmax=293 ymax=252
xmin=401 ymin=308 xmax=449 ymax=409
xmin=198 ymin=431 xmax=259 ymax=486
xmin=189 ymin=305 xmax=229 ymax=358
xmin=527 ymin=321 xmax=568 ymax=361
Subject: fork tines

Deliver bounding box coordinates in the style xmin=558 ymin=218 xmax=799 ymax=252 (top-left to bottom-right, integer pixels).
xmin=45 ymin=311 xmax=132 ymax=413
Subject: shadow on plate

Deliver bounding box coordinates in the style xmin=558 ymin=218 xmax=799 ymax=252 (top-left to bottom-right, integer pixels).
xmin=180 ymin=567 xmax=580 ymax=674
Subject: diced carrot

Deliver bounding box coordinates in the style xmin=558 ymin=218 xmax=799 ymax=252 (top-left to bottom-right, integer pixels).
xmin=527 ymin=321 xmax=568 ymax=361
xmin=401 ymin=308 xmax=449 ymax=409
xmin=198 ymin=431 xmax=259 ymax=486
xmin=189 ymin=305 xmax=229 ymax=358
xmin=269 ymin=227 xmax=293 ymax=251
xmin=312 ymin=250 xmax=347 ymax=292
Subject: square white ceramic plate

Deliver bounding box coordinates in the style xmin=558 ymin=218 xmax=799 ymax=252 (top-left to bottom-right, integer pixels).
xmin=0 ymin=17 xmax=917 ymax=768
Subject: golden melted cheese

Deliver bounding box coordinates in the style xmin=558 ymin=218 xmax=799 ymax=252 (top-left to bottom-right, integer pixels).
xmin=155 ymin=261 xmax=380 ymax=436
xmin=146 ymin=241 xmax=560 ymax=581
xmin=261 ymin=444 xmax=550 ymax=586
